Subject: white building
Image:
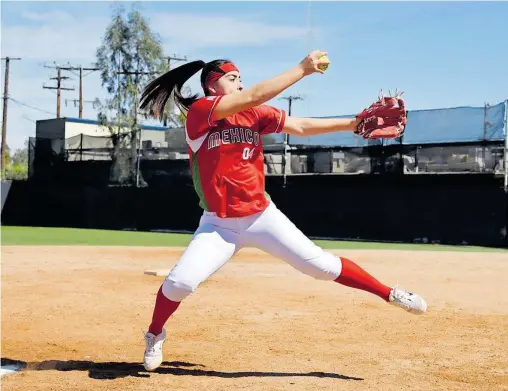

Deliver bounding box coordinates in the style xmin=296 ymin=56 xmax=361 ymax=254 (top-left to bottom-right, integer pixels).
xmin=34 ymin=116 xmax=290 ymax=172
xmin=35 ymin=117 xmax=188 ymax=161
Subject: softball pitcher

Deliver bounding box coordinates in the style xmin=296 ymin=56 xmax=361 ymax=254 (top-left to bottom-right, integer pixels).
xmin=138 ymin=50 xmax=426 ymax=372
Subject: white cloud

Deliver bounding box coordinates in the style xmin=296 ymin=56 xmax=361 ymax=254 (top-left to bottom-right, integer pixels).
xmin=148 ymin=13 xmax=309 ymax=49
xmin=1 ymin=9 xmax=312 ymax=149
xmin=2 ymin=13 xmax=109 ymax=61
xmin=20 ymin=11 xmax=77 ymax=23
xmin=2 ymin=10 xmax=310 ymax=61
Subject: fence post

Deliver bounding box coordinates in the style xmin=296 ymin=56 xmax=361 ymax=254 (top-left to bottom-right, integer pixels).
xmin=136 ymin=127 xmax=142 ymax=188
xmin=483 ymin=102 xmax=488 ymax=173
xmin=504 ymin=99 xmax=508 ymax=193
xmin=398 ymin=134 xmax=404 ymax=175
xmin=28 ymin=137 xmax=33 ymax=179
xmin=415 ymin=146 xmax=419 ymax=173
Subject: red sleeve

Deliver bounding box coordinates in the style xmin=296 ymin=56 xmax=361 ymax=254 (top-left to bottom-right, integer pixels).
xmin=253 ymin=105 xmax=286 ymax=135
xmin=186 ymin=95 xmax=223 ymax=140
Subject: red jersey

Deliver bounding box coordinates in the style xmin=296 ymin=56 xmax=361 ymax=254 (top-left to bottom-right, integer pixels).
xmin=185 ymin=95 xmax=286 ymax=218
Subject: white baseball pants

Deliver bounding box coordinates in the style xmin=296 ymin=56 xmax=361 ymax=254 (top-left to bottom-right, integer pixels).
xmin=162 ymin=201 xmax=343 ymax=302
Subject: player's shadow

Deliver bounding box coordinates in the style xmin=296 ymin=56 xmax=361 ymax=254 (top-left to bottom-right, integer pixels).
xmin=1 ymin=358 xmax=363 ymax=381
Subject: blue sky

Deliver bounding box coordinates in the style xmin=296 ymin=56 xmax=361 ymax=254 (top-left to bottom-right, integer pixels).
xmin=1 ymin=1 xmax=507 ymax=150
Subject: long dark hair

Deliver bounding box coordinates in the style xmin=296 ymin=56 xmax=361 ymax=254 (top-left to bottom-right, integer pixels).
xmin=139 ymin=59 xmax=232 ymax=121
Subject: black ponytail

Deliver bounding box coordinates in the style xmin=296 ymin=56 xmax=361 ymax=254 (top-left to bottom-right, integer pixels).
xmin=139 ymin=60 xmax=205 ymax=121
xmin=140 ymin=59 xmax=235 ymax=122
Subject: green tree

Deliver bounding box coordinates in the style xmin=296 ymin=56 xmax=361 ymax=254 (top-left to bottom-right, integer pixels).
xmin=94 ymin=5 xmax=165 ymax=186
xmin=1 ymin=141 xmax=29 ymax=180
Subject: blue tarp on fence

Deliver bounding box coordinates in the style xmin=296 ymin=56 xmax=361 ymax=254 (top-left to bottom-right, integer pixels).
xmin=286 ymin=100 xmax=507 ymax=147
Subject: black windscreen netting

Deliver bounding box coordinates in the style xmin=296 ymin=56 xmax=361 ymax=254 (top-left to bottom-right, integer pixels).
xmin=285 ymin=142 xmax=505 ymax=175
xmin=28 ymin=131 xmax=506 ymax=186
xmin=407 ymin=144 xmax=504 ymax=173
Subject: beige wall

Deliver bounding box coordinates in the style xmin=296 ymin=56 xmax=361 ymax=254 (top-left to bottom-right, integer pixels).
xmin=64 ymin=121 xmax=125 ymax=138
xmin=64 ymin=122 xmax=167 ymax=145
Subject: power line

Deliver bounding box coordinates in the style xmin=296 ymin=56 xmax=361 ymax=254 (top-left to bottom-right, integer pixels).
xmin=306 ymin=0 xmax=314 ymax=52
xmin=65 ymin=98 xmax=96 ymax=111
xmin=58 ymin=65 xmax=100 ymax=118
xmin=165 ymin=55 xmax=188 ymax=69
xmin=280 ymin=94 xmax=304 ymax=117
xmin=22 ymin=115 xmax=36 ymax=124
xmin=1 ymin=56 xmax=22 ymax=175
xmin=9 ymin=98 xmax=54 ymax=115
xmin=83 ymin=70 xmax=98 ymax=77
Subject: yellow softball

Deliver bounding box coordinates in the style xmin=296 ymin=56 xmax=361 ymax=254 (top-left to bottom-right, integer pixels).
xmin=318 ymin=54 xmax=330 ymax=71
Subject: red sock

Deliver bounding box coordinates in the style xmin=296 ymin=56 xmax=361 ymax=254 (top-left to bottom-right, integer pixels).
xmin=148 ymin=285 xmax=181 ymax=336
xmin=334 ymin=257 xmax=392 ymax=301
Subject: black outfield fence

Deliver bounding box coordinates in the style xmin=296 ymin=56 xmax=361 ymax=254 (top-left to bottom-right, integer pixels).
xmin=7 ymin=100 xmax=506 ymax=247
xmin=2 ymin=173 xmax=507 ymax=248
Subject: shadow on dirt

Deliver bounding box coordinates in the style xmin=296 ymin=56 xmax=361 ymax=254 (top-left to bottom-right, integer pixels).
xmin=1 ymin=358 xmax=363 ymax=381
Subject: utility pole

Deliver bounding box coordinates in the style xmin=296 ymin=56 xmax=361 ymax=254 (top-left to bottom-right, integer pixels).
xmin=165 ymin=55 xmax=187 ymax=70
xmin=279 ymin=95 xmax=303 ymax=186
xmin=1 ymin=56 xmax=21 ymax=176
xmin=59 ymin=66 xmax=100 ymax=118
xmin=163 ymin=55 xmax=188 ymax=126
xmin=280 ymin=94 xmax=303 ymax=117
xmin=279 ymin=94 xmax=304 ymax=144
xmin=116 ymin=70 xmax=159 ymax=187
xmin=43 ymin=67 xmax=75 ymax=118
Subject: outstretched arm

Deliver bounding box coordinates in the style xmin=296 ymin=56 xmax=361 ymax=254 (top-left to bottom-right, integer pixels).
xmin=213 ymin=50 xmax=330 ymax=121
xmin=282 ymin=116 xmax=360 ymax=137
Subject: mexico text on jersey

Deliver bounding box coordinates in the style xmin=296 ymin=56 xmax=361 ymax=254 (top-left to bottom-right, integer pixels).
xmin=185 ymin=95 xmax=286 ymax=218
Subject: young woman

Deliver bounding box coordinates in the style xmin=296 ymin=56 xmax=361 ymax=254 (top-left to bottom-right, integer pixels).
xmin=139 ymin=50 xmax=427 ymax=372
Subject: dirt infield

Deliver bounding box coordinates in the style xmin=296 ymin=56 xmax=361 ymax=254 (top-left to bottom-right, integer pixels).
xmin=2 ymin=245 xmax=508 ymax=390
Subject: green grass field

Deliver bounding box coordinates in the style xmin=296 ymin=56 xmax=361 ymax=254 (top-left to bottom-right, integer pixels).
xmin=1 ymin=226 xmax=506 ymax=252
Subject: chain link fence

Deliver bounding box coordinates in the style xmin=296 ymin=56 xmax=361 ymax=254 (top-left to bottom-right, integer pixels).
xmin=28 ymin=130 xmax=506 ymax=187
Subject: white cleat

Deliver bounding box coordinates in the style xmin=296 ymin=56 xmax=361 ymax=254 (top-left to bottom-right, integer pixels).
xmin=389 ymin=286 xmax=427 ymax=315
xmin=143 ymin=328 xmax=166 ymax=371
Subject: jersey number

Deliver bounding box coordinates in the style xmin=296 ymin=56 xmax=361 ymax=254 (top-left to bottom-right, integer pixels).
xmin=242 ymin=147 xmax=255 ymax=160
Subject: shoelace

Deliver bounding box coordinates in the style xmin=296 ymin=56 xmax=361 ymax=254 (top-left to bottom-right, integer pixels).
xmin=142 ymin=328 xmax=159 ymax=354
xmin=390 ymin=285 xmax=408 ymax=307
xmin=395 ymin=289 xmax=414 ymax=309
xmin=145 ymin=335 xmax=160 ymax=354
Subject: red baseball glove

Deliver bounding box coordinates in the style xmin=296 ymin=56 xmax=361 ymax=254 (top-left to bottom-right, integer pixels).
xmin=355 ymin=90 xmax=407 ymax=139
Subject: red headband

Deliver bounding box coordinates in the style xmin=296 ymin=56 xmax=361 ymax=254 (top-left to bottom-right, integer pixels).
xmin=202 ymin=62 xmax=239 ymax=89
